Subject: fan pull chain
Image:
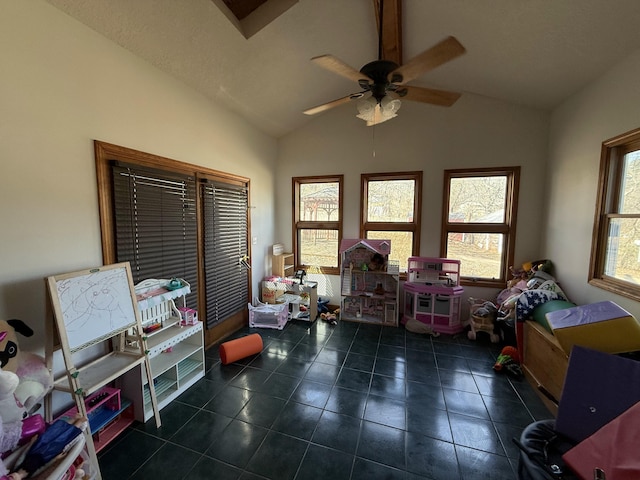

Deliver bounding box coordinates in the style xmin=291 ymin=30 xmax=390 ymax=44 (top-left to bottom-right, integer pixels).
xmin=372 ymin=123 xmax=377 ymax=158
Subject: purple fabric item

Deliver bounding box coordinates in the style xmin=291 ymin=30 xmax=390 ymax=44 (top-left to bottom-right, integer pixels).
xmin=546 ymin=300 xmax=632 ymax=329
xmin=555 ymin=345 xmax=640 ymax=443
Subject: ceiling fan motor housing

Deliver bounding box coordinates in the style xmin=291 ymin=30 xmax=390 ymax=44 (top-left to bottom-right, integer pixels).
xmin=359 ymin=59 xmax=400 ymax=101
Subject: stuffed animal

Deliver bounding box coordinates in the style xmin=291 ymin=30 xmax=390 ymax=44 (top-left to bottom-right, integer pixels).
xmin=0 ymin=321 xmax=33 ymax=374
xmin=0 ymin=370 xmax=27 ymax=478
xmin=0 ymin=320 xmax=52 ymax=416
xmin=493 ymin=346 xmax=523 ymax=378
xmin=0 ymin=370 xmax=26 ymax=427
xmin=0 ymin=370 xmax=46 ymax=477
xmin=14 ymin=353 xmax=52 ymax=416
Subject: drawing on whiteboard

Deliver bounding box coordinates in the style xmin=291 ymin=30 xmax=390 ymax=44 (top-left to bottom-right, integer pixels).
xmin=54 ymin=266 xmax=137 ymax=350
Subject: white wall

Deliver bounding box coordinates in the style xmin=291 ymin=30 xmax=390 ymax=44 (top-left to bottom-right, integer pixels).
xmin=0 ymin=1 xmax=277 ymax=351
xmin=545 ymin=49 xmax=640 ymax=318
xmin=277 ymin=94 xmax=550 ymax=305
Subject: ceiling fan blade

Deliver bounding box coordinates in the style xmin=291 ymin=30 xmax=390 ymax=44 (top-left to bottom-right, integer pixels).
xmin=303 ymin=92 xmax=365 ymax=116
xmin=401 ymin=85 xmax=462 ymax=107
xmin=311 ymin=55 xmax=372 ymax=84
xmin=390 ymin=36 xmax=466 ymax=85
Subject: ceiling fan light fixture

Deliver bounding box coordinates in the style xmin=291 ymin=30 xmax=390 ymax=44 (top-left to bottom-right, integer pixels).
xmin=381 ymin=94 xmax=401 ymax=114
xmin=356 ymin=94 xmax=401 ymax=125
xmin=356 ymin=95 xmax=377 ymax=119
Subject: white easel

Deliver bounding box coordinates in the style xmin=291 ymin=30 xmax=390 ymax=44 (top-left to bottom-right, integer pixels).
xmin=44 ymin=262 xmax=160 ymax=480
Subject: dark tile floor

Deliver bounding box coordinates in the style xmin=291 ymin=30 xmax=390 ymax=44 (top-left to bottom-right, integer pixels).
xmin=98 ymin=319 xmax=552 ymax=480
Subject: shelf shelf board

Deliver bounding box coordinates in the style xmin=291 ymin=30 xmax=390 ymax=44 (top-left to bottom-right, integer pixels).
xmin=54 ymin=351 xmax=146 ymax=396
xmin=145 ymin=321 xmax=202 ymax=352
xmin=178 ymin=358 xmax=202 ymax=379
xmin=149 ymin=342 xmax=202 ymax=378
xmin=143 ymin=376 xmax=176 ymax=405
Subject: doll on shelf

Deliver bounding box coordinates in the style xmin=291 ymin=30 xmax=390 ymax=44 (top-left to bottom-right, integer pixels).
xmin=3 ymin=414 xmax=87 ymax=480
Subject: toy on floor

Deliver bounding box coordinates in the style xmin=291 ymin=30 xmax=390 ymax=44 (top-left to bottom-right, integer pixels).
xmin=219 ymin=334 xmax=263 ymax=365
xmin=404 ymin=317 xmax=439 ymax=337
xmin=317 ymin=297 xmax=330 ymax=314
xmin=320 ymin=308 xmax=339 ymax=325
xmin=493 ymin=346 xmax=523 ymax=378
xmin=467 ymin=298 xmax=500 ymax=342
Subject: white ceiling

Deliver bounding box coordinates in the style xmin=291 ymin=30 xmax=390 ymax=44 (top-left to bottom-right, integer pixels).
xmin=47 ymin=0 xmax=640 ymax=138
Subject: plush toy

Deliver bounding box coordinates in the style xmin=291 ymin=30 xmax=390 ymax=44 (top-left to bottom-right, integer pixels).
xmin=493 ymin=346 xmax=522 ymax=378
xmin=320 ymin=312 xmax=337 ymax=323
xmin=0 ymin=417 xmax=20 ymax=478
xmin=0 ymin=321 xmax=33 ymax=374
xmin=320 ymin=308 xmax=339 ymax=325
xmin=0 ymin=320 xmax=52 ymax=416
xmin=405 ymin=317 xmax=439 ymax=336
xmin=0 ymin=371 xmax=29 ymax=474
xmin=0 ymin=370 xmax=48 ymax=478
xmin=0 ymin=370 xmax=26 ymax=427
xmin=14 ymin=353 xmax=52 ymax=416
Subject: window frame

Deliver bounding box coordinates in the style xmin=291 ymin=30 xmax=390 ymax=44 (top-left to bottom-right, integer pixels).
xmin=293 ymin=175 xmax=343 ymax=275
xmin=589 ymin=127 xmax=640 ymax=301
xmin=441 ymin=166 xmax=520 ymax=288
xmin=95 ymin=140 xmax=252 ymax=347
xmin=360 ymin=171 xmax=422 ymax=275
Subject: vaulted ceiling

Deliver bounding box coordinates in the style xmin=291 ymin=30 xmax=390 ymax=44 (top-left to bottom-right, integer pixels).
xmin=47 ymin=0 xmax=640 ymax=138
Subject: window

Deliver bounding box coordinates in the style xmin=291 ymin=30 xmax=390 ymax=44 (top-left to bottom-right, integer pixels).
xmin=442 ymin=167 xmax=520 ymax=287
xmin=361 ymin=172 xmax=422 ymax=273
xmin=95 ymin=141 xmax=250 ymax=346
xmin=590 ymin=128 xmax=640 ymax=301
xmin=293 ymin=175 xmax=343 ymax=274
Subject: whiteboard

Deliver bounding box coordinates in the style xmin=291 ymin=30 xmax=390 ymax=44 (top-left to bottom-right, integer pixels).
xmin=47 ymin=263 xmax=139 ymax=352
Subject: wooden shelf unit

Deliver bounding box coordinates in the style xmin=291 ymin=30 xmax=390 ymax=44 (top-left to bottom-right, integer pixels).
xmin=119 ymin=278 xmax=205 ymax=423
xmin=273 ymin=252 xmax=295 ymax=277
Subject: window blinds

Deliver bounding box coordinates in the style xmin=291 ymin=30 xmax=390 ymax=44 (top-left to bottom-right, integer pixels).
xmin=202 ymin=180 xmax=249 ymax=328
xmin=112 ymin=163 xmax=199 ymax=308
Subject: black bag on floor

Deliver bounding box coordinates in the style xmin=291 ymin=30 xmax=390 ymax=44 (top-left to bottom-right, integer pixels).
xmin=513 ymin=420 xmax=578 ymax=480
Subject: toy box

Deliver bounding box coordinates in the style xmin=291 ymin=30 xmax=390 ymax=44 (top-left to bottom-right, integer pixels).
xmin=248 ymin=301 xmax=288 ymax=330
xmin=522 ymin=320 xmax=569 ymax=413
xmin=546 ymin=300 xmax=640 ymax=355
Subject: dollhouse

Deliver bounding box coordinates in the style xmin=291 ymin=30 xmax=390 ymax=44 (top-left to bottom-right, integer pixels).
xmin=339 ymin=239 xmax=399 ymax=326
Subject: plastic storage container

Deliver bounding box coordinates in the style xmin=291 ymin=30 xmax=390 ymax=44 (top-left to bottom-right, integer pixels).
xmin=248 ymin=301 xmax=288 ymax=330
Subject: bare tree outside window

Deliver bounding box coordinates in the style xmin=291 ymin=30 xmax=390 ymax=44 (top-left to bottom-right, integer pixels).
xmin=361 ymin=172 xmax=422 ymax=273
xmin=590 ymin=128 xmax=640 ymax=301
xmin=442 ymin=168 xmax=520 ymax=287
xmin=294 ymin=176 xmax=343 ymax=274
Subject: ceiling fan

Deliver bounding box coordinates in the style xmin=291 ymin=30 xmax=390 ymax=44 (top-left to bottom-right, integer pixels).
xmin=303 ymin=0 xmax=466 ymax=126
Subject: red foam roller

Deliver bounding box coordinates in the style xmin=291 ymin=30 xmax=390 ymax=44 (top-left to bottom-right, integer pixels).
xmin=219 ymin=333 xmax=263 ymax=365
